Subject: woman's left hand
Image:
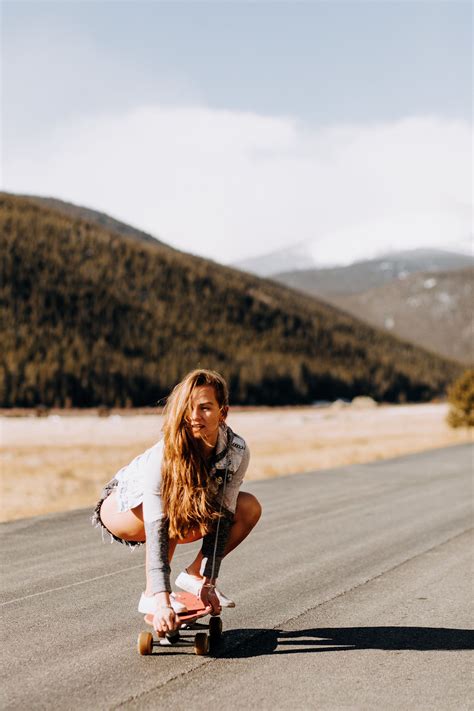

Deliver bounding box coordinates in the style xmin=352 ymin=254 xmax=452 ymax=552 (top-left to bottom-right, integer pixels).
xmin=199 ymin=581 xmax=221 ymax=616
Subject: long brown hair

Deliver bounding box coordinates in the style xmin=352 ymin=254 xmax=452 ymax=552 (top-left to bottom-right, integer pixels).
xmin=161 ymin=369 xmax=229 ymax=538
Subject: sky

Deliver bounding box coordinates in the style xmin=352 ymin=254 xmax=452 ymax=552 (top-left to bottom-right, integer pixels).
xmin=1 ymin=0 xmax=472 ymax=266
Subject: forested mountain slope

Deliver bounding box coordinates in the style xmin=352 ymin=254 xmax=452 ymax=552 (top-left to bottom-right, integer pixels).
xmin=1 ymin=193 xmax=460 ymax=407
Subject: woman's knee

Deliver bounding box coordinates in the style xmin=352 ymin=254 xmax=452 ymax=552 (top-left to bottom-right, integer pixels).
xmin=235 ymin=492 xmax=262 ymax=526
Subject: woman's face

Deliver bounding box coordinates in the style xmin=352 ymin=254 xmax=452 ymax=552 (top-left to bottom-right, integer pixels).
xmin=187 ymin=385 xmax=226 ymax=449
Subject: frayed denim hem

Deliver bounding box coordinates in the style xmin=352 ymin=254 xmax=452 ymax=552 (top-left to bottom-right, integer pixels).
xmin=91 ymin=478 xmax=144 ymax=549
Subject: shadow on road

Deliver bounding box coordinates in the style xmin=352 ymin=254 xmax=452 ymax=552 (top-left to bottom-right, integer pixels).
xmin=216 ymin=627 xmax=474 ymax=658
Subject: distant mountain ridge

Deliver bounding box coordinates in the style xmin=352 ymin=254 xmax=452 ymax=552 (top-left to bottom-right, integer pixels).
xmin=277 ymin=249 xmax=474 ymax=295
xmin=235 ymin=243 xmax=472 ymax=280
xmin=1 ymin=192 xmax=460 ymax=407
xmin=234 ymin=241 xmax=314 ymax=277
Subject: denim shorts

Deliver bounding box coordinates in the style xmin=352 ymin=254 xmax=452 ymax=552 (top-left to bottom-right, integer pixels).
xmin=91 ymin=478 xmax=144 ymax=548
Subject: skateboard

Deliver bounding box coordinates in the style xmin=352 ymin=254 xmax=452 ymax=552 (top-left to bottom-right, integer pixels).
xmin=137 ymin=591 xmax=223 ymax=656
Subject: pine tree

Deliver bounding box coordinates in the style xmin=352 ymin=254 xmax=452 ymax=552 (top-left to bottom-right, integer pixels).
xmin=447 ymin=369 xmax=474 ymax=428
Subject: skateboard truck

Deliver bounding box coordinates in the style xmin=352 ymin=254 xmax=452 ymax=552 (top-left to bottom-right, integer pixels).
xmin=137 ymin=592 xmax=224 ymax=656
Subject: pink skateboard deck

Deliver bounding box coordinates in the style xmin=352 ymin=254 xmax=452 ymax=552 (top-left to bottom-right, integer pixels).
xmin=173 ymin=591 xmax=212 ymax=622
xmin=143 ymin=591 xmax=212 ymax=626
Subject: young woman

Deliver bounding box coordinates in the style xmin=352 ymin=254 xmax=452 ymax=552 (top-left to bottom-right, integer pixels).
xmin=93 ymin=369 xmax=261 ymax=635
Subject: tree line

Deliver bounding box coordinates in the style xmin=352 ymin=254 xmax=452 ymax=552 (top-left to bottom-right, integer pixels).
xmin=0 ymin=193 xmax=461 ymax=408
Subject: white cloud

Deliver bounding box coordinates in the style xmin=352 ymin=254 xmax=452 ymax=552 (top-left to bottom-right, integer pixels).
xmin=3 ymin=106 xmax=471 ymax=265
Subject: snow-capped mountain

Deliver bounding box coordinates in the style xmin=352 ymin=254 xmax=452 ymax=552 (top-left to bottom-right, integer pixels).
xmin=233 ymin=241 xmax=317 ymax=277
xmin=271 ymin=249 xmax=474 ymax=296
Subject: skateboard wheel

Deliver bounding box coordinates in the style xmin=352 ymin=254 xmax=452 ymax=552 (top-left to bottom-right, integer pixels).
xmin=137 ymin=631 xmax=153 ymax=655
xmin=209 ymin=616 xmax=223 ymax=639
xmin=194 ymin=632 xmax=209 ymax=655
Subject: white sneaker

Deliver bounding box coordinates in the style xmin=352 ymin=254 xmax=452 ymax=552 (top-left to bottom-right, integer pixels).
xmin=138 ymin=592 xmax=188 ymax=615
xmin=175 ymin=570 xmax=236 ymax=608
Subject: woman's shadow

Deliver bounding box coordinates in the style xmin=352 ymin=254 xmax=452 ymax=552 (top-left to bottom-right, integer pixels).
xmin=214 ymin=626 xmax=474 ymax=658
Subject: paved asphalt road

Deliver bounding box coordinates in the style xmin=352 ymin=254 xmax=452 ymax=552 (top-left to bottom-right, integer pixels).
xmin=1 ymin=444 xmax=473 ymax=710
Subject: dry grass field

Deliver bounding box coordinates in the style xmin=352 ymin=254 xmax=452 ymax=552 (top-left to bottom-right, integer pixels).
xmin=1 ymin=403 xmax=471 ymax=522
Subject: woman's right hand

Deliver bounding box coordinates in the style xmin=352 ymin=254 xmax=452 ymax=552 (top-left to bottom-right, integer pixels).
xmin=152 ymin=605 xmax=177 ymax=634
xmin=199 ymin=581 xmax=221 ymax=616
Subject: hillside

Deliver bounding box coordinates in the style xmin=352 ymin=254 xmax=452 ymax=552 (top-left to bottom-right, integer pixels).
xmin=329 ymin=269 xmax=473 ymax=365
xmin=0 ymin=193 xmax=461 ymax=407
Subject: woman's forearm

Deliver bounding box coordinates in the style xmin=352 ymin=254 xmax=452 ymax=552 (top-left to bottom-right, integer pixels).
xmin=145 ymin=518 xmax=172 ymax=594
